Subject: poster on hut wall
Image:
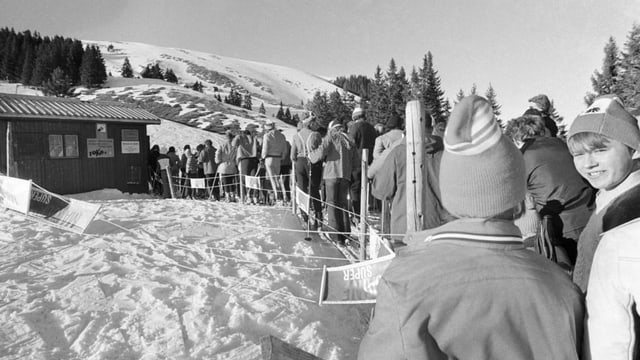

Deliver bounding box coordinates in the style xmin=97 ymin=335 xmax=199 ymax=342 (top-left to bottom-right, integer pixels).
xmin=28 ymin=185 xmax=101 ymax=234
xmin=121 ymin=141 xmax=140 ymax=154
xmin=0 ymin=175 xmax=32 ymax=214
xmin=87 ymin=138 xmax=114 ymax=158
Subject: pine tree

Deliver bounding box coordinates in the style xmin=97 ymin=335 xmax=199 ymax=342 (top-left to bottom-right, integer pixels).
xmin=619 ymin=24 xmax=640 ymax=108
xmin=31 ymin=43 xmax=53 ymax=86
xmin=306 ymin=91 xmax=331 ymax=128
xmin=79 ymin=45 xmax=106 ymax=88
xmin=484 ymin=84 xmax=502 ymax=127
xmin=259 ymin=102 xmax=266 ymax=114
xmin=65 ymin=40 xmax=83 ymax=84
xmin=121 ymin=57 xmax=133 ymax=78
xmin=328 ymin=90 xmax=351 ymax=124
xmin=585 ymin=36 xmax=621 ymax=106
xmin=367 ymin=65 xmax=390 ymax=125
xmin=386 ymin=58 xmax=407 ymax=122
xmin=164 ymin=68 xmax=177 ymax=83
xmin=243 ymin=94 xmax=253 ymax=110
xmin=285 ymin=108 xmax=292 ymax=123
xmin=43 ymin=66 xmax=71 ymax=96
xmin=420 ymin=52 xmax=446 ymax=123
xmin=276 ymin=102 xmax=285 ymax=120
xmin=20 ymin=45 xmax=34 ymax=84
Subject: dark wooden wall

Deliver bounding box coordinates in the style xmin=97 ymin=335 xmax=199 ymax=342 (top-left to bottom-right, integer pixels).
xmin=0 ymin=118 xmax=151 ymax=195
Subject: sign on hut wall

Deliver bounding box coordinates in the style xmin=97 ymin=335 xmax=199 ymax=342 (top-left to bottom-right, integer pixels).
xmin=87 ymin=138 xmax=114 ymax=158
xmin=121 ymin=129 xmax=140 ymax=154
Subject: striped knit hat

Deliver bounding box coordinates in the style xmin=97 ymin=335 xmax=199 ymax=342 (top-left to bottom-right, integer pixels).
xmin=440 ymin=95 xmax=526 ymax=218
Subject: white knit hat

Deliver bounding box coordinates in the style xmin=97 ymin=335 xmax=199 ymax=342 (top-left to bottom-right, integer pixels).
xmin=352 ymin=107 xmax=364 ymax=120
xmin=440 ymin=95 xmax=526 ymax=218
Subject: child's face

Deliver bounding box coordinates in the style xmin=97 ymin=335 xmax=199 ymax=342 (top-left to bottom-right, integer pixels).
xmin=571 ymin=138 xmax=635 ymax=191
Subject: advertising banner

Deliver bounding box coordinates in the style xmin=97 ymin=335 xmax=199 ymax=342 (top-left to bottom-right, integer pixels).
xmin=0 ymin=175 xmax=32 ymax=214
xmin=28 ymin=185 xmax=101 ymax=234
xmin=319 ymin=254 xmax=395 ymax=305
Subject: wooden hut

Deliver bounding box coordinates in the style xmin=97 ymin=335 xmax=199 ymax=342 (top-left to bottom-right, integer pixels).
xmin=0 ymin=93 xmax=161 ymax=194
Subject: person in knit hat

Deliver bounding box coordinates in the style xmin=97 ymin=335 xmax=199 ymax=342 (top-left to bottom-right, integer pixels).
xmin=565 ymin=95 xmax=640 ymax=358
xmin=309 ymin=120 xmax=359 ymax=244
xmin=347 ymin=106 xmax=377 ymax=223
xmin=358 ymin=95 xmax=584 ymax=360
xmin=525 ymin=94 xmax=558 ymax=137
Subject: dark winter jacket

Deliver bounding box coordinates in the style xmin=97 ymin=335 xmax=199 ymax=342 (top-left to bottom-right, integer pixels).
xmin=358 ymin=218 xmax=584 ymax=360
xmin=371 ymin=135 xmax=453 ymax=240
xmin=521 ymin=136 xmax=593 ymax=238
xmin=348 ymin=119 xmax=377 ymax=164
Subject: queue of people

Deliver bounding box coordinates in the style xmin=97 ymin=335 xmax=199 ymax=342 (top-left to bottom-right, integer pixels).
xmin=149 ymin=94 xmax=640 ymax=359
xmin=148 ymin=121 xmax=291 ymax=204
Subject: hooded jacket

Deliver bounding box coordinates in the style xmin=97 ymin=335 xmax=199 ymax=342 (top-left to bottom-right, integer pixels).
xmin=371 ymin=135 xmax=453 ymax=240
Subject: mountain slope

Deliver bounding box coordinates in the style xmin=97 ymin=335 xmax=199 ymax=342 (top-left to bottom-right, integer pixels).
xmin=87 ymin=40 xmax=345 ymax=108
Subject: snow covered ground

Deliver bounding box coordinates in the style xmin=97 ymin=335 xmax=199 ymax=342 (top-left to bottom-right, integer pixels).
xmin=0 ymin=117 xmax=371 ymax=360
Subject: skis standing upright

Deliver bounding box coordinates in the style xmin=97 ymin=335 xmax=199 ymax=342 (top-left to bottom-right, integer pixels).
xmin=405 ymin=100 xmax=428 ymax=233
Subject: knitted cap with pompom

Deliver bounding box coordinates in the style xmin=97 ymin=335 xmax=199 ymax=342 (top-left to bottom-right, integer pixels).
xmin=439 ymin=95 xmax=526 ymax=218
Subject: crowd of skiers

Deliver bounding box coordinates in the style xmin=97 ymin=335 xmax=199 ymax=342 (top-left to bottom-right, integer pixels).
xmin=358 ymin=93 xmax=640 ymax=360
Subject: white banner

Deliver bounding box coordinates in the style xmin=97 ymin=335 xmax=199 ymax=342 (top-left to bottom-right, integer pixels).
xmin=121 ymin=141 xmax=140 ymax=154
xmin=244 ymin=175 xmax=262 ymax=190
xmin=295 ymin=186 xmax=310 ymax=215
xmin=190 ymin=178 xmax=206 ymax=189
xmin=0 ymin=175 xmax=32 ymax=214
xmin=28 ymin=185 xmax=101 ymax=234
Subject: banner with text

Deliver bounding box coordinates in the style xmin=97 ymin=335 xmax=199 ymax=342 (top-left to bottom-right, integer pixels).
xmin=28 ymin=185 xmax=101 ymax=234
xmin=319 ymin=253 xmax=395 ymax=305
xmin=0 ymin=175 xmax=32 ymax=214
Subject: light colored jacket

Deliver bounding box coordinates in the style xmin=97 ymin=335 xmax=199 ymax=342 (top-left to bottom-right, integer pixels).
xmin=261 ymin=129 xmax=287 ymax=159
xmin=372 ymin=129 xmax=403 ymax=160
xmin=586 ymin=182 xmax=640 ymax=360
xmin=587 ymin=218 xmax=640 ymax=360
xmin=308 ymin=128 xmax=358 ymax=180
xmin=215 ymin=141 xmax=237 ymax=175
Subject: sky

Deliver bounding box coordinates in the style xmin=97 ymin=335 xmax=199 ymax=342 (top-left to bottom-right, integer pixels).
xmin=1 ymin=0 xmax=639 ymax=122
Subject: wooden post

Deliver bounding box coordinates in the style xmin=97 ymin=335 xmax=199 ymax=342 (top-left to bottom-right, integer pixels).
xmin=291 ymin=161 xmax=297 ymax=214
xmin=6 ymin=121 xmax=11 ymax=177
xmin=405 ymin=100 xmax=426 ymax=233
xmin=239 ymin=173 xmax=245 ymax=203
xmin=166 ymin=168 xmax=176 ymax=199
xmin=381 ymin=198 xmax=391 ymax=239
xmin=359 ymin=148 xmax=368 ymax=260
